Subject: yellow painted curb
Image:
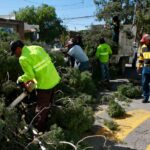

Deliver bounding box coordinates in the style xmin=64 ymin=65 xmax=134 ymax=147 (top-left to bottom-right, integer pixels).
xmin=146 ymin=145 xmax=150 ymax=150
xmin=96 ymin=109 xmax=150 ymax=142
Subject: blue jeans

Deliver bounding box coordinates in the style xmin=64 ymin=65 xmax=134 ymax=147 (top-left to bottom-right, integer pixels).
xmin=142 ymin=67 xmax=150 ymax=101
xmin=99 ymin=62 xmax=109 ymax=81
xmin=78 ymin=61 xmax=89 ymax=72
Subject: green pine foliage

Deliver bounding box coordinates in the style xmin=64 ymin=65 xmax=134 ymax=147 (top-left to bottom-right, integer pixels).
xmin=100 ymin=95 xmax=115 ymax=104
xmin=0 ymin=98 xmax=32 ymax=150
xmin=39 ymin=125 xmax=67 ymax=150
xmin=47 ymin=97 xmax=94 ymax=141
xmin=108 ymin=100 xmax=125 ymax=118
xmin=104 ymin=119 xmax=118 ymax=131
xmin=117 ymin=83 xmax=142 ymax=99
xmin=0 ymin=42 xmax=22 ymax=83
xmin=58 ymin=67 xmax=97 ymax=97
xmin=48 ymin=51 xmax=66 ymax=67
xmin=1 ymin=80 xmax=18 ymax=96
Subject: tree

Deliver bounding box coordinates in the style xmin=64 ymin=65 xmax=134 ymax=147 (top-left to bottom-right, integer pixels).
xmin=16 ymin=4 xmax=66 ymax=43
xmin=94 ymin=0 xmax=150 ymax=39
xmin=94 ymin=0 xmax=135 ymax=24
xmin=135 ymin=1 xmax=150 ymax=35
xmin=15 ymin=6 xmax=37 ymax=24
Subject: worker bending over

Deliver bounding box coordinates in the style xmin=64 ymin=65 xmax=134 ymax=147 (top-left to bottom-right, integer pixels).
xmin=65 ymin=40 xmax=89 ymax=72
xmin=10 ymin=40 xmax=61 ymax=131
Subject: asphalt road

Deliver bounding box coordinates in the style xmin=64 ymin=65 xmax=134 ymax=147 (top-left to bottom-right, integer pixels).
xmin=87 ymin=66 xmax=150 ymax=150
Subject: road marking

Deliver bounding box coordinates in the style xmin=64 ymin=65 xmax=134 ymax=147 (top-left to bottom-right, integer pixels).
xmin=146 ymin=145 xmax=150 ymax=150
xmin=96 ymin=109 xmax=150 ymax=141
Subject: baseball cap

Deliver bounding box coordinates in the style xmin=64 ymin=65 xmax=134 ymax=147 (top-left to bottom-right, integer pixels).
xmin=10 ymin=40 xmax=24 ymax=55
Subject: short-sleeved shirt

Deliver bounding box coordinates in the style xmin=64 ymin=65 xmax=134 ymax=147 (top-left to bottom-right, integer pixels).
xmin=68 ymin=45 xmax=89 ymax=63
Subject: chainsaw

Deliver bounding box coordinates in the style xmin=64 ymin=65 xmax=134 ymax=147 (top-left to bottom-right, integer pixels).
xmin=8 ymin=80 xmax=35 ymax=109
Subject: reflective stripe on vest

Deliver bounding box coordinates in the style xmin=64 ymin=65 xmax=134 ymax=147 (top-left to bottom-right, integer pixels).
xmin=33 ymin=57 xmax=50 ymax=71
xmin=99 ymin=52 xmax=108 ymax=55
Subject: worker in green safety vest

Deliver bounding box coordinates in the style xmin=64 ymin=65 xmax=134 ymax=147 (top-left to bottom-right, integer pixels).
xmin=96 ymin=37 xmax=112 ymax=83
xmin=10 ymin=40 xmax=61 ymax=132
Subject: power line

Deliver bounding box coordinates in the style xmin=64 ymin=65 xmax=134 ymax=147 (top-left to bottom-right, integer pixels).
xmin=23 ymin=0 xmax=41 ymax=4
xmin=62 ymin=15 xmax=96 ymax=20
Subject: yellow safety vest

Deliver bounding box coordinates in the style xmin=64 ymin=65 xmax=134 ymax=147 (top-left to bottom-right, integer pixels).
xmin=96 ymin=43 xmax=112 ymax=63
xmin=18 ymin=45 xmax=61 ymax=89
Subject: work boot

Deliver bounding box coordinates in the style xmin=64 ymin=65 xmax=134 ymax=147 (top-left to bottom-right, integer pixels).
xmin=142 ymin=99 xmax=148 ymax=103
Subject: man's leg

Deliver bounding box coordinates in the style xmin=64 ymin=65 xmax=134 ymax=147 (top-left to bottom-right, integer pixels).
xmin=104 ymin=63 xmax=110 ymax=81
xmin=142 ymin=73 xmax=149 ymax=102
xmin=35 ymin=88 xmax=55 ymax=132
xmin=100 ymin=63 xmax=105 ymax=81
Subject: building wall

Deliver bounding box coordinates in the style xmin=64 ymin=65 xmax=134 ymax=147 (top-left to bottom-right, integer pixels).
xmin=0 ymin=18 xmax=24 ymax=39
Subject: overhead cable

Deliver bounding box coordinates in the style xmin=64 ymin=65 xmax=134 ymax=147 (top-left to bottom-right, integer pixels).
xmin=62 ymin=15 xmax=96 ymax=20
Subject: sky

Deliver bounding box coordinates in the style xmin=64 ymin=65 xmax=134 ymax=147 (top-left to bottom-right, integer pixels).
xmin=0 ymin=0 xmax=101 ymax=31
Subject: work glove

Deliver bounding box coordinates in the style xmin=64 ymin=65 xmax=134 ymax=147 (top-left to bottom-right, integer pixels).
xmin=16 ymin=80 xmax=35 ymax=93
xmin=24 ymin=80 xmax=35 ymax=93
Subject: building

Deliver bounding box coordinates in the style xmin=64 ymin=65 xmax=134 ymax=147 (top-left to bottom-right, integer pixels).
xmin=0 ymin=18 xmax=24 ymax=39
xmin=0 ymin=14 xmax=39 ymax=40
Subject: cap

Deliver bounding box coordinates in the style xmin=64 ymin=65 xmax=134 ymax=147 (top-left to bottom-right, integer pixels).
xmin=10 ymin=40 xmax=24 ymax=55
xmin=140 ymin=34 xmax=150 ymax=43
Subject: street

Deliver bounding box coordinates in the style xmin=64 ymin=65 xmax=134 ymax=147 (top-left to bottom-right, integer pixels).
xmin=87 ymin=66 xmax=150 ymax=150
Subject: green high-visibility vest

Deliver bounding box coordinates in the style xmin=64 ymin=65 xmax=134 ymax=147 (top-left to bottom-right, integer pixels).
xmin=96 ymin=43 xmax=112 ymax=63
xmin=18 ymin=45 xmax=61 ymax=89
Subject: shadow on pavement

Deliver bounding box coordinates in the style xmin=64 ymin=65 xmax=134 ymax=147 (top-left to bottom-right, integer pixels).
xmin=84 ymin=125 xmax=137 ymax=150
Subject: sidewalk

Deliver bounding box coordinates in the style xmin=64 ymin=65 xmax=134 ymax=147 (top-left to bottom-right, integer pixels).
xmin=88 ymin=74 xmax=150 ymax=150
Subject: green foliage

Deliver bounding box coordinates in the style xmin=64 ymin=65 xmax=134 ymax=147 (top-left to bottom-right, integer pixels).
xmin=48 ymin=97 xmax=94 ymax=141
xmin=81 ymin=25 xmax=104 ymax=53
xmin=136 ymin=1 xmax=150 ymax=35
xmin=117 ymin=83 xmax=142 ymax=99
xmin=94 ymin=0 xmax=150 ymax=40
xmin=0 ymin=99 xmax=31 ymax=150
xmin=104 ymin=119 xmax=118 ymax=131
xmin=80 ymin=71 xmax=97 ymax=95
xmin=100 ymin=94 xmax=115 ymax=104
xmin=108 ymin=100 xmax=125 ymax=118
xmin=15 ymin=6 xmax=37 ymax=24
xmin=1 ymin=80 xmax=17 ymax=97
xmin=94 ymin=0 xmax=135 ymax=24
xmin=0 ymin=40 xmax=22 ymax=83
xmin=58 ymin=67 xmax=97 ymax=97
xmin=42 ymin=124 xmax=65 ymax=143
xmin=16 ymin=4 xmax=66 ymax=43
xmin=48 ymin=51 xmax=66 ymax=67
xmin=39 ymin=125 xmax=67 ymax=150
xmin=113 ymin=92 xmax=132 ymax=103
xmin=78 ymin=93 xmax=96 ymax=104
xmin=0 ymin=39 xmax=96 ymax=149
xmin=0 ymin=29 xmax=19 ymax=41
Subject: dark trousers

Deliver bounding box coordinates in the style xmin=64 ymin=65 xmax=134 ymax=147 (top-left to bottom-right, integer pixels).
xmin=142 ymin=73 xmax=150 ymax=101
xmin=99 ymin=62 xmax=110 ymax=81
xmin=35 ymin=88 xmax=55 ymax=132
xmin=142 ymin=67 xmax=150 ymax=101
